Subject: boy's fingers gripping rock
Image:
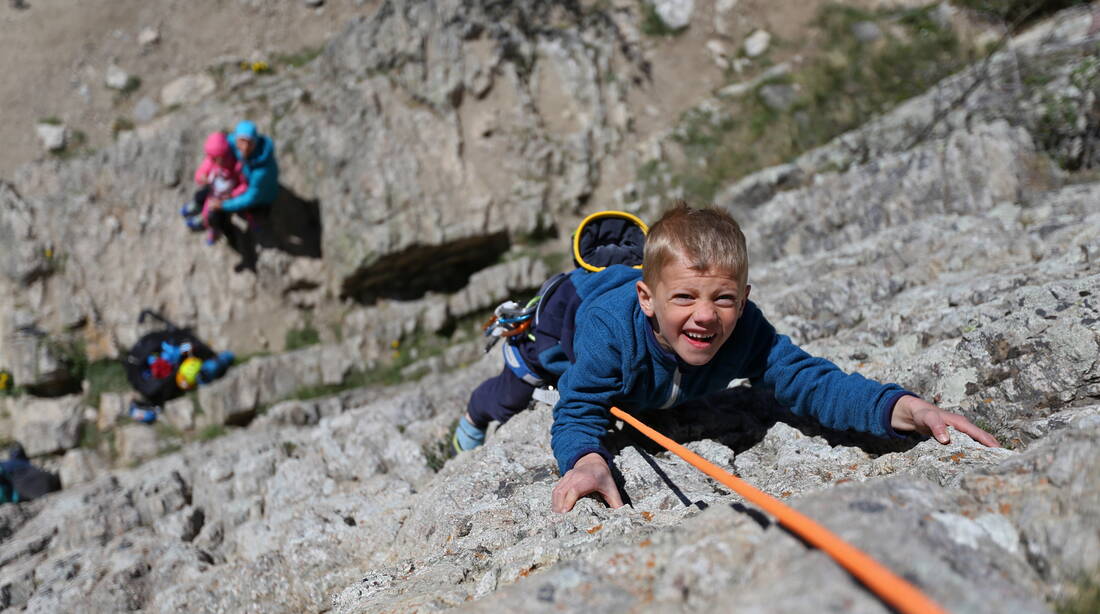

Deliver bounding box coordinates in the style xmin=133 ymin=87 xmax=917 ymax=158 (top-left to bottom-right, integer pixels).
xmin=946 ymin=413 xmax=1001 ymax=448
xmin=926 ymin=411 xmax=950 ymax=444
xmin=552 ymin=454 xmax=623 ymax=513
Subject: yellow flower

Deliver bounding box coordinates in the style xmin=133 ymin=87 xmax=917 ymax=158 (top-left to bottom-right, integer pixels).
xmin=390 ymin=340 xmax=400 ymax=349
xmin=251 ymin=61 xmax=270 ymax=74
xmin=0 ymin=372 xmax=9 ymax=390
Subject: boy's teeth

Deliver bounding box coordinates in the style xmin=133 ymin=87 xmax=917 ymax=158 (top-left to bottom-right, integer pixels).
xmin=685 ymin=332 xmax=714 ymax=341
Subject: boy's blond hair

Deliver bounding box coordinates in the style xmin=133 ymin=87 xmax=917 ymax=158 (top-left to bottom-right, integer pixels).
xmin=643 ymin=201 xmax=749 ymax=288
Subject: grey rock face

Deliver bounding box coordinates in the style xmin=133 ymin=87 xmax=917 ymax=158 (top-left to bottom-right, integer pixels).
xmin=4 ymin=395 xmax=85 ymax=457
xmin=1 ymin=5 xmax=1099 ymax=614
xmin=196 ymin=339 xmax=358 ymax=427
xmin=160 ymin=73 xmax=216 ymax=107
xmin=58 ymin=448 xmax=108 ymax=487
xmin=0 ymin=0 xmax=651 ymax=378
xmin=132 ymin=96 xmax=159 ymax=124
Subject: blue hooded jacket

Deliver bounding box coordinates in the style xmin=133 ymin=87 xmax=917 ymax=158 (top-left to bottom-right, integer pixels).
xmin=550 ymin=265 xmax=909 ymax=473
xmin=223 ymin=121 xmax=279 ymax=212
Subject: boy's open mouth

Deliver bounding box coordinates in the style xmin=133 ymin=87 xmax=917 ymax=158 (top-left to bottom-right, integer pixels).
xmin=683 ymin=331 xmax=716 ymax=346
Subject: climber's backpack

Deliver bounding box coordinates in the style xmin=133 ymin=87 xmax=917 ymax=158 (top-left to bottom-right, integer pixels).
xmin=122 ymin=310 xmax=217 ymax=405
xmin=482 ymin=210 xmax=648 ymax=352
xmin=0 ymin=445 xmax=61 ymax=504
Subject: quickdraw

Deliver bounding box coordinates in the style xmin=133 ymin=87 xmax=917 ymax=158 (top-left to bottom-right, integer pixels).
xmin=610 ymin=406 xmax=949 ymax=614
xmin=482 ymin=299 xmax=538 ymax=352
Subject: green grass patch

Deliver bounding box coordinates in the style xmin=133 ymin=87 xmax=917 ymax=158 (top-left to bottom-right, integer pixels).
xmin=1057 ymin=572 xmax=1100 ymax=614
xmin=1031 ymin=55 xmax=1100 ymax=170
xmin=424 ymin=418 xmax=459 ymax=472
xmin=120 ymin=76 xmax=142 ymax=94
xmin=646 ymin=2 xmax=982 ymax=204
xmin=111 ymin=117 xmax=135 ymax=136
xmin=198 ymin=424 xmax=228 ymax=441
xmin=234 ymin=351 xmax=272 ymax=366
xmin=79 ymin=422 xmax=103 ymax=450
xmin=190 ymin=391 xmax=205 ymax=416
xmin=83 ymin=359 xmax=130 ymax=407
xmin=285 ymin=321 xmax=321 ymax=351
xmin=155 ymin=422 xmax=183 ymax=440
xmin=38 ymin=116 xmax=63 ymax=126
xmin=50 ymin=129 xmax=89 ymax=160
xmin=954 ymin=0 xmax=1090 ymax=28
xmin=274 ymin=46 xmax=324 ymax=68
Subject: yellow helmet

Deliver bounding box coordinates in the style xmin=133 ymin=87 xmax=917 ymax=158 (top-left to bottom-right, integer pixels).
xmin=175 ymin=357 xmax=203 ymax=391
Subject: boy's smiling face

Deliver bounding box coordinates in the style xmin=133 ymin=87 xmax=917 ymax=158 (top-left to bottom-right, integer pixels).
xmin=636 ymin=254 xmax=749 ymax=366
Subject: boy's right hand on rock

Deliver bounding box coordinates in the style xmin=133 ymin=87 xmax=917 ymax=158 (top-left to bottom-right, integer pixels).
xmin=551 ymin=452 xmax=624 ymax=513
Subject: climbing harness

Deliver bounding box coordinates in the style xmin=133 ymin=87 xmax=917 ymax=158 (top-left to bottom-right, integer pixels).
xmin=610 ymin=406 xmax=949 ymax=614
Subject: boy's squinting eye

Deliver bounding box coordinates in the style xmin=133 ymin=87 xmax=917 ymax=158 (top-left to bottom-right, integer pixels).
xmin=715 ymin=295 xmax=738 ymax=307
xmin=671 ymin=294 xmax=694 ymax=304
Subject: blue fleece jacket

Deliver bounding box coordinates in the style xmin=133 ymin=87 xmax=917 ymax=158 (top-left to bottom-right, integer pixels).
xmin=550 ymin=265 xmax=909 ymax=473
xmin=223 ymin=135 xmax=279 ymax=212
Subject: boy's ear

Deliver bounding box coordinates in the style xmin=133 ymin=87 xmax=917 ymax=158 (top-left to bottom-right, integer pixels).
xmin=636 ymin=280 xmax=655 ymax=317
xmin=744 ymin=284 xmax=751 ymax=304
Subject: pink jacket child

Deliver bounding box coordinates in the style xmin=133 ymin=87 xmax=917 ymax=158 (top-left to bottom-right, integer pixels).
xmin=193 ymin=132 xmax=247 ymax=244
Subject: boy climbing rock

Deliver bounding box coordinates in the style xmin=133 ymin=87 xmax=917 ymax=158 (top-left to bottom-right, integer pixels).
xmin=549 ymin=203 xmax=998 ymax=512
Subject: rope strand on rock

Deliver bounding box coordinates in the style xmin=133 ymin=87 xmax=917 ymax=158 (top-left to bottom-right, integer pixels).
xmin=609 ymin=406 xmax=949 ymax=614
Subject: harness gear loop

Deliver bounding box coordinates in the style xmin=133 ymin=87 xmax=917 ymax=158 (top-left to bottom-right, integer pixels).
xmin=609 ymin=406 xmax=950 ymax=614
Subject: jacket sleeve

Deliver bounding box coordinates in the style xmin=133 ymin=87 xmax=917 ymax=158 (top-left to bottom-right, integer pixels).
xmin=751 ymin=330 xmax=906 ymax=438
xmin=221 ymin=166 xmax=266 ymax=212
xmin=194 ymin=158 xmax=213 ymax=185
xmin=550 ymin=308 xmax=623 ymax=473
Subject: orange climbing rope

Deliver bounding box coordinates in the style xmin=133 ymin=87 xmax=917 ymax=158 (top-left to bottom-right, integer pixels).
xmin=609 ymin=406 xmax=949 ymax=614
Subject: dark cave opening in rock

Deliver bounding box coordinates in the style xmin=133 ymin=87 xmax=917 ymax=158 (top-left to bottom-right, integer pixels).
xmin=340 ymin=231 xmax=511 ymax=304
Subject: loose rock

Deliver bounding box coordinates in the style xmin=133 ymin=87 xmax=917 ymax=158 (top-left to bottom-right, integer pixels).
xmin=743 ymin=29 xmax=771 ymax=57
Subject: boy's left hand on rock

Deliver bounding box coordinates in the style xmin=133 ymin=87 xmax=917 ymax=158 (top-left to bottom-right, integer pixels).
xmin=890 ymin=395 xmax=1000 ymax=448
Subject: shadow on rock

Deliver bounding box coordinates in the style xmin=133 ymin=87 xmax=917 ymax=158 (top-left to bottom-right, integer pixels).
xmin=225 ymin=185 xmax=323 ymax=272
xmin=608 ymin=386 xmax=921 ymax=459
